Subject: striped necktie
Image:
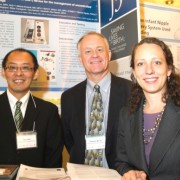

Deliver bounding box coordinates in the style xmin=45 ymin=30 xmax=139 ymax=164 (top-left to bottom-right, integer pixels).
xmin=14 ymin=101 xmax=23 ymax=131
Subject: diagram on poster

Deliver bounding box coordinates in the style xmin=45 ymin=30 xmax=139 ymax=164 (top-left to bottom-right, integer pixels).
xmin=39 ymin=50 xmax=56 ymax=82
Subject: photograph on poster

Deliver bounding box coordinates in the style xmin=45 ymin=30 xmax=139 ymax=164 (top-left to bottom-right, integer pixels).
xmin=21 ymin=18 xmax=49 ymax=44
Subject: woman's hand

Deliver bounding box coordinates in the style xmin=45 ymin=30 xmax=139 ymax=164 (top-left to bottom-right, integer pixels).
xmin=122 ymin=170 xmax=147 ymax=180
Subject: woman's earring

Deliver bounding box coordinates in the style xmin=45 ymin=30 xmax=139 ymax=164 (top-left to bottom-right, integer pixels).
xmin=167 ymin=76 xmax=170 ymax=82
xmin=131 ymin=74 xmax=137 ymax=84
xmin=133 ymin=78 xmax=137 ymax=84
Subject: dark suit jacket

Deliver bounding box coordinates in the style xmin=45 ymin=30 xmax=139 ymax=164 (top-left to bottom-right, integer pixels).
xmin=0 ymin=91 xmax=63 ymax=168
xmin=61 ymin=74 xmax=132 ymax=169
xmin=115 ymin=98 xmax=180 ymax=180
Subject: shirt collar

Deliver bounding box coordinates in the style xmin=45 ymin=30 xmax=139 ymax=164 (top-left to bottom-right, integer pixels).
xmin=7 ymin=89 xmax=30 ymax=109
xmin=87 ymin=72 xmax=111 ymax=93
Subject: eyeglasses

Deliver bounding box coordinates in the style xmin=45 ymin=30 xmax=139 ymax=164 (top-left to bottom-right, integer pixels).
xmin=4 ymin=66 xmax=35 ymax=72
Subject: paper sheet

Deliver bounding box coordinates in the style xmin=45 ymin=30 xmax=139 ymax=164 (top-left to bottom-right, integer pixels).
xmin=67 ymin=163 xmax=121 ymax=180
xmin=16 ymin=164 xmax=70 ymax=180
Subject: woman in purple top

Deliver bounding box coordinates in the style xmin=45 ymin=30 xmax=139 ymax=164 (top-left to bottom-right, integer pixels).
xmin=114 ymin=37 xmax=180 ymax=180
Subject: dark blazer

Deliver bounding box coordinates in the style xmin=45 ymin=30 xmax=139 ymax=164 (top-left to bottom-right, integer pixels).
xmin=0 ymin=91 xmax=63 ymax=168
xmin=61 ymin=74 xmax=132 ymax=169
xmin=115 ymin=98 xmax=180 ymax=180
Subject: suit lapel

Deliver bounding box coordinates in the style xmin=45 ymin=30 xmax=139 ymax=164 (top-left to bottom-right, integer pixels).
xmin=22 ymin=95 xmax=38 ymax=131
xmin=74 ymin=81 xmax=86 ymax=142
xmin=131 ymin=104 xmax=149 ymax=173
xmin=106 ymin=75 xmax=117 ymax=140
xmin=78 ymin=81 xmax=86 ymax=132
xmin=0 ymin=92 xmax=17 ymax=138
xmin=149 ymin=99 xmax=180 ymax=173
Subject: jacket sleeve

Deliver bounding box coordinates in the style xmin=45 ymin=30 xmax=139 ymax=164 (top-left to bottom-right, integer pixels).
xmin=114 ymin=107 xmax=136 ymax=175
xmin=61 ymin=91 xmax=74 ymax=153
xmin=44 ymin=105 xmax=64 ymax=168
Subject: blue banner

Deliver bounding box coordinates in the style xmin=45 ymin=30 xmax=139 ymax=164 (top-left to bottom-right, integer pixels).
xmin=100 ymin=0 xmax=139 ymax=80
xmin=0 ymin=0 xmax=98 ymax=22
xmin=101 ymin=0 xmax=137 ymax=27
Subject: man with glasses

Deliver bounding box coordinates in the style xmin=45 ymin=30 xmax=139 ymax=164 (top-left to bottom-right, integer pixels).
xmin=0 ymin=48 xmax=64 ymax=168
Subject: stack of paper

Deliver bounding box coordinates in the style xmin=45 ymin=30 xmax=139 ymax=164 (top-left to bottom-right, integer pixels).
xmin=67 ymin=163 xmax=121 ymax=180
xmin=15 ymin=163 xmax=122 ymax=179
xmin=16 ymin=164 xmax=70 ymax=180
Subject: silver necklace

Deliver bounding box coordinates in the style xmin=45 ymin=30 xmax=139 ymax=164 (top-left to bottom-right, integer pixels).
xmin=143 ymin=103 xmax=165 ymax=144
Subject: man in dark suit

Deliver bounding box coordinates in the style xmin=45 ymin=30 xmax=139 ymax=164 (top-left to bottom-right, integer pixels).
xmin=61 ymin=31 xmax=132 ymax=169
xmin=0 ymin=48 xmax=63 ymax=168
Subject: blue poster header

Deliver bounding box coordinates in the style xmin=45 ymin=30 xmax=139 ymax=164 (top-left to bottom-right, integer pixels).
xmin=0 ymin=0 xmax=98 ymax=22
xmin=101 ymin=0 xmax=137 ymax=27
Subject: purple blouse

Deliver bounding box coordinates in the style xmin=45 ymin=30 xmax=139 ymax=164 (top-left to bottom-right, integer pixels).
xmin=143 ymin=112 xmax=160 ymax=165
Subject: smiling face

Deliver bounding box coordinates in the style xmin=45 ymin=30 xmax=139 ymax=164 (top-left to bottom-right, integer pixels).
xmin=78 ymin=34 xmax=111 ymax=82
xmin=133 ymin=43 xmax=172 ymax=96
xmin=2 ymin=51 xmax=38 ymax=99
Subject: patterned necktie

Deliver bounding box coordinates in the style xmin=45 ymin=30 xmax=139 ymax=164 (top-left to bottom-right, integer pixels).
xmin=85 ymin=85 xmax=104 ymax=167
xmin=14 ymin=101 xmax=23 ymax=131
